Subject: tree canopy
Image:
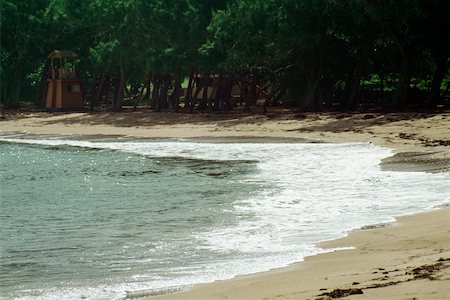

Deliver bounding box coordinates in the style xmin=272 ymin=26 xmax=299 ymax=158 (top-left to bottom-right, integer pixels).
xmin=1 ymin=0 xmax=449 ymax=111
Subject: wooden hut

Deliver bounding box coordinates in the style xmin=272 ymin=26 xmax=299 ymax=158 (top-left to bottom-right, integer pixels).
xmin=45 ymin=50 xmax=84 ymax=111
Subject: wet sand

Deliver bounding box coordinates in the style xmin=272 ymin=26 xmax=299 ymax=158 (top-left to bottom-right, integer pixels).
xmin=148 ymin=207 xmax=450 ymax=300
xmin=1 ymin=109 xmax=449 ymax=299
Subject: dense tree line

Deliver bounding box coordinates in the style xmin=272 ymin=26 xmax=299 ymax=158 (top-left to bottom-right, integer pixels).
xmin=1 ymin=0 xmax=449 ymax=111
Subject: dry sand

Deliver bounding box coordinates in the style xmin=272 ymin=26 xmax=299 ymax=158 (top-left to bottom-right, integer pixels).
xmin=1 ymin=109 xmax=449 ymax=299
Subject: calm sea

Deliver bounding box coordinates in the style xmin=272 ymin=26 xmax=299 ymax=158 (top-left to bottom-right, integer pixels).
xmin=0 ymin=134 xmax=449 ymax=300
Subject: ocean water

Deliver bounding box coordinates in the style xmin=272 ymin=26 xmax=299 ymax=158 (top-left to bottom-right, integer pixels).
xmin=0 ymin=134 xmax=449 ymax=300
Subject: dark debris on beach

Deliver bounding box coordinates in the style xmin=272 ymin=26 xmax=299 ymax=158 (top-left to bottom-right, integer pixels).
xmin=315 ymin=258 xmax=450 ymax=299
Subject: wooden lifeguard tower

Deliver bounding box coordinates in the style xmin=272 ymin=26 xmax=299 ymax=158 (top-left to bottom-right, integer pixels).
xmin=45 ymin=50 xmax=84 ymax=111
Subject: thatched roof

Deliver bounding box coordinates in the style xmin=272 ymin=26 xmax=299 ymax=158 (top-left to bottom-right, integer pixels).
xmin=48 ymin=50 xmax=78 ymax=59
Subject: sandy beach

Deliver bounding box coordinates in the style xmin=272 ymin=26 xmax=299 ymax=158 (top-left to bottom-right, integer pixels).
xmin=144 ymin=207 xmax=450 ymax=300
xmin=1 ymin=109 xmax=449 ymax=299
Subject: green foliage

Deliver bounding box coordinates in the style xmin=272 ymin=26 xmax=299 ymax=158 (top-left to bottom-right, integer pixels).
xmin=1 ymin=0 xmax=50 ymax=106
xmin=1 ymin=0 xmax=448 ymax=110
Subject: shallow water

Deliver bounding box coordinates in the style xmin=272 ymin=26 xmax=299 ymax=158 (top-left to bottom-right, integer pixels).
xmin=0 ymin=134 xmax=449 ymax=300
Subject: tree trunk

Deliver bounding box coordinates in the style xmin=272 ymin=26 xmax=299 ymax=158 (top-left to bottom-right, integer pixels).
xmin=135 ymin=78 xmax=150 ymax=109
xmin=212 ymin=75 xmax=222 ymax=111
xmin=157 ymin=74 xmax=170 ymax=111
xmin=191 ymin=74 xmax=203 ymax=111
xmin=241 ymin=80 xmax=250 ymax=112
xmin=318 ymin=75 xmax=336 ymax=110
xmin=341 ymin=73 xmax=360 ymax=111
xmin=1 ymin=79 xmax=7 ymax=107
xmin=11 ymin=69 xmax=23 ymax=108
xmin=150 ymin=74 xmax=160 ymax=110
xmin=88 ymin=81 xmax=97 ymax=110
xmin=249 ymin=76 xmax=257 ymax=106
xmin=102 ymin=75 xmax=112 ymax=108
xmin=303 ymin=73 xmax=320 ymax=111
xmin=143 ymin=79 xmax=151 ymax=101
xmin=133 ymin=82 xmax=145 ymax=109
xmin=35 ymin=60 xmax=50 ymax=108
xmin=393 ymin=56 xmax=410 ymax=110
xmin=341 ymin=45 xmax=369 ymax=111
xmin=428 ymin=56 xmax=449 ymax=107
xmin=379 ymin=71 xmax=384 ymax=101
xmin=113 ymin=65 xmax=125 ymax=111
xmin=7 ymin=54 xmax=24 ymax=108
xmin=172 ymin=75 xmax=181 ymax=112
xmin=92 ymin=74 xmax=106 ymax=110
xmin=220 ymin=76 xmax=233 ymax=111
xmin=199 ymin=73 xmax=209 ymax=110
xmin=185 ymin=71 xmax=195 ymax=112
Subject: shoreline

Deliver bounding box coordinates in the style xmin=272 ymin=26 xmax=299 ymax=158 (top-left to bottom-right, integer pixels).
xmin=147 ymin=207 xmax=450 ymax=300
xmin=1 ymin=110 xmax=449 ymax=158
xmin=132 ymin=202 xmax=449 ymax=300
xmin=146 ymin=206 xmax=450 ymax=300
xmin=1 ymin=110 xmax=449 ymax=299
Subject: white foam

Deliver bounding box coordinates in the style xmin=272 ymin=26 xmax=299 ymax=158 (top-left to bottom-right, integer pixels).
xmin=1 ymin=136 xmax=449 ymax=300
